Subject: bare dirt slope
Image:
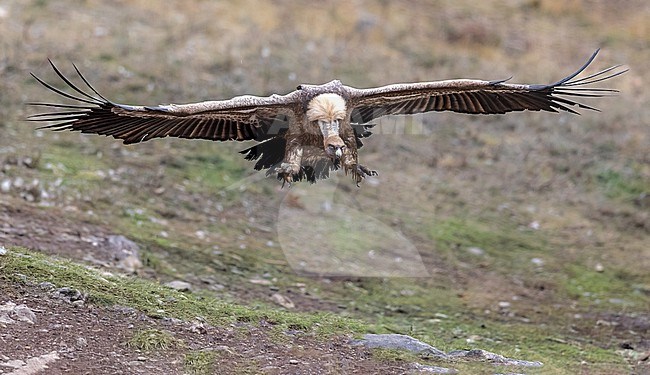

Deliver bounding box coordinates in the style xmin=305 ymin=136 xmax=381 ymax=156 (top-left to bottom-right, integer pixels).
xmin=1 ymin=281 xmax=401 ymax=375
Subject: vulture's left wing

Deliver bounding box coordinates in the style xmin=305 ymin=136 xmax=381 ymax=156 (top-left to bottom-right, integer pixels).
xmin=346 ymin=49 xmax=627 ymax=124
xmin=28 ymin=61 xmax=300 ymax=144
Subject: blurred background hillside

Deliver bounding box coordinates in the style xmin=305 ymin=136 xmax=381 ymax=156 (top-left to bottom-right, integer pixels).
xmin=0 ymin=1 xmax=648 ymax=373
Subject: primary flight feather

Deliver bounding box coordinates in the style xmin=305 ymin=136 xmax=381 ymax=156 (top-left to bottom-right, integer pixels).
xmin=29 ymin=49 xmax=626 ymax=186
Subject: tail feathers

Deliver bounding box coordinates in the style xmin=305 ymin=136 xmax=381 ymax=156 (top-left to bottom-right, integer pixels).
xmin=352 ymin=123 xmax=375 ymax=148
xmin=239 ymin=136 xmax=286 ymax=171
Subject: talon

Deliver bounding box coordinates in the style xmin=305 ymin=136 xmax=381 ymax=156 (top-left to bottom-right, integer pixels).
xmin=356 ymin=164 xmax=378 ymax=178
xmin=276 ymin=162 xmax=301 ymax=187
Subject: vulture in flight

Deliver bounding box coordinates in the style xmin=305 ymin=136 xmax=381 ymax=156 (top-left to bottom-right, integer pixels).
xmin=29 ymin=50 xmax=626 ymax=186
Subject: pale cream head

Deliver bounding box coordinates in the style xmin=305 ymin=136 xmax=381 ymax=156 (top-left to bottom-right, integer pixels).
xmin=306 ymin=93 xmax=348 ymax=160
xmin=306 ymin=93 xmax=347 ymax=123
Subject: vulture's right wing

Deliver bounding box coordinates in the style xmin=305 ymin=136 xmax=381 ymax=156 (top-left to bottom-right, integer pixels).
xmin=28 ymin=61 xmax=301 ymax=144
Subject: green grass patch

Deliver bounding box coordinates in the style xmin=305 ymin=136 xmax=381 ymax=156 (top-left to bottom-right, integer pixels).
xmin=563 ymin=264 xmax=646 ymax=307
xmin=163 ymin=143 xmax=249 ymax=192
xmin=127 ymin=329 xmax=179 ymax=351
xmin=39 ymin=142 xmax=108 ymax=178
xmin=596 ymin=168 xmax=649 ymax=202
xmin=184 ymin=350 xmax=218 ymax=375
xmin=430 ymin=217 xmax=546 ymax=253
xmin=0 ymin=247 xmax=367 ymax=335
xmin=428 ymin=216 xmax=548 ymax=272
xmin=320 ymin=215 xmax=635 ymax=374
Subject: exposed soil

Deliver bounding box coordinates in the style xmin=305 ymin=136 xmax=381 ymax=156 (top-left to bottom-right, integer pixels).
xmin=0 ymin=198 xmax=345 ymax=315
xmin=0 ymin=280 xmax=408 ymax=375
xmin=0 ymin=196 xmax=420 ymax=374
xmin=0 ymin=200 xmax=115 ymax=264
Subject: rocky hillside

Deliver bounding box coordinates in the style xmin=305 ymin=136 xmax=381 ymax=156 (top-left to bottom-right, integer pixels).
xmin=1 ymin=1 xmax=648 ymax=374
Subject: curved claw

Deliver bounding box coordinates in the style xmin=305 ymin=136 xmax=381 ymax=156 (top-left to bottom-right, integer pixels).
xmin=276 ymin=162 xmax=301 ymax=187
xmin=357 ymin=165 xmax=378 ymax=177
xmin=352 ymin=164 xmax=379 ymax=186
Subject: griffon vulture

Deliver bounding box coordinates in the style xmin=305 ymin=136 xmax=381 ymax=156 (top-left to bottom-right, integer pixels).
xmin=29 ymin=50 xmax=626 ymax=186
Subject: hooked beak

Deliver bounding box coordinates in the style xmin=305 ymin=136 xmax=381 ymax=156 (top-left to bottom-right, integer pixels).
xmin=326 ymin=144 xmax=345 ymax=160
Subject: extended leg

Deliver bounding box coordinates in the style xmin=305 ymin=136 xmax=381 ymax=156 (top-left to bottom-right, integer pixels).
xmin=275 ymin=145 xmax=303 ymax=187
xmin=339 ymin=149 xmax=377 ymax=186
xmin=357 ymin=164 xmax=378 ymax=178
xmin=347 ymin=163 xmax=378 ymax=186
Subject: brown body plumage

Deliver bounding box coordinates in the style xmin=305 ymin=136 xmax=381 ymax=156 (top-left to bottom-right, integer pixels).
xmin=29 ymin=50 xmax=626 ymax=186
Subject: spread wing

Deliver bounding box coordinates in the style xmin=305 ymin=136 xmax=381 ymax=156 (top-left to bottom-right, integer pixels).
xmin=347 ymin=49 xmax=627 ymax=124
xmin=28 ymin=60 xmax=301 ymax=144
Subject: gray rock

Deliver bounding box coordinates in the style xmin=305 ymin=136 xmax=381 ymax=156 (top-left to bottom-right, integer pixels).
xmin=352 ymin=334 xmax=446 ymax=357
xmin=118 ymin=255 xmax=143 ymax=274
xmin=52 ymin=287 xmax=86 ymax=303
xmin=39 ymin=281 xmax=56 ymax=290
xmin=105 ymin=234 xmax=140 ymax=260
xmin=76 ymin=337 xmax=88 ymax=348
xmin=13 ymin=351 xmax=60 ymax=374
xmin=0 ymin=179 xmax=11 ymax=193
xmin=466 ymin=247 xmax=485 ymax=256
xmin=270 ymin=293 xmax=295 ymax=309
xmin=411 ymin=363 xmax=457 ymax=373
xmin=0 ymin=302 xmax=17 ymax=325
xmin=353 ymin=334 xmax=543 ymax=372
xmin=0 ymin=302 xmax=37 ymax=325
xmin=105 ymin=235 xmax=142 ymax=273
xmin=0 ymin=314 xmax=15 ymax=325
xmin=447 ymin=349 xmax=543 ymax=367
xmin=12 ymin=304 xmax=37 ymax=324
xmin=165 ymin=280 xmax=192 ymax=291
xmin=1 ymin=358 xmax=26 ymax=369
xmin=188 ymin=321 xmax=207 ymax=334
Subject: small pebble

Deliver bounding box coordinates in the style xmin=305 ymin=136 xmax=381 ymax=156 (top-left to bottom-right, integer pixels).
xmin=531 ymin=258 xmax=544 ymax=266
xmin=1 ymin=179 xmax=11 ymax=193
xmin=466 ymin=247 xmax=485 ymax=256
